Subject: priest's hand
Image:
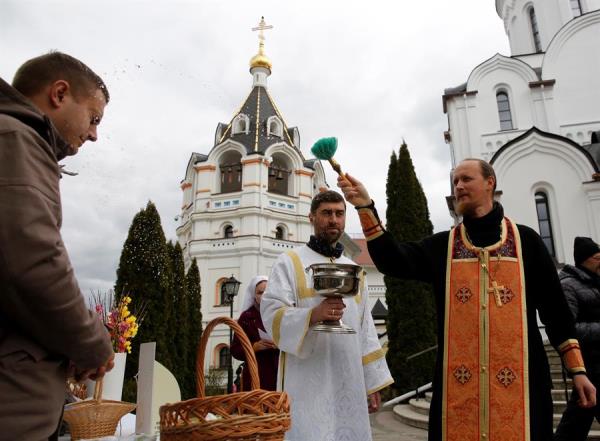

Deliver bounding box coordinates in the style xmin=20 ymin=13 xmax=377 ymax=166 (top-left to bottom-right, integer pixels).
xmin=310 ymin=298 xmax=346 ymax=325
xmin=573 ymin=374 xmax=596 ymax=408
xmin=337 ymin=173 xmax=371 ymax=207
xmin=368 ymin=391 xmax=381 ymax=413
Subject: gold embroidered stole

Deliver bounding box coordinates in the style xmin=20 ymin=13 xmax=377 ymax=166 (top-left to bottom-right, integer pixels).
xmin=442 ymin=218 xmax=530 ymax=441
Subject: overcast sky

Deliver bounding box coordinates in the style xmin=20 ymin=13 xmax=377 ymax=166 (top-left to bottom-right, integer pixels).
xmin=1 ymin=1 xmax=510 ymax=293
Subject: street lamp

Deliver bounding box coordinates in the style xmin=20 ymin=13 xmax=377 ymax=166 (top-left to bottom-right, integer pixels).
xmin=221 ymin=275 xmax=241 ymax=393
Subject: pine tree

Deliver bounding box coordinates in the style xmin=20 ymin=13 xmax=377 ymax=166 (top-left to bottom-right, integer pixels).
xmin=384 ymin=142 xmax=437 ymax=393
xmin=185 ymin=258 xmax=202 ymax=399
xmin=167 ymin=241 xmax=191 ymax=398
xmin=114 ymin=201 xmax=174 ymax=402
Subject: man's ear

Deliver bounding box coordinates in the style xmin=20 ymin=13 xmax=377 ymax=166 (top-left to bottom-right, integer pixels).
xmin=308 ymin=212 xmax=314 ymax=224
xmin=49 ymin=80 xmax=70 ymax=108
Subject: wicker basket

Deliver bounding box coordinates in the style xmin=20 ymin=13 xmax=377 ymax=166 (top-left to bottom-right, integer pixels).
xmin=63 ymin=377 xmax=136 ymax=440
xmin=160 ymin=316 xmax=291 ymax=441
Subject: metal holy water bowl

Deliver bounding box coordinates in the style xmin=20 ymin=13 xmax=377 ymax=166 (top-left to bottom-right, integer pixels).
xmin=308 ymin=263 xmax=362 ymax=334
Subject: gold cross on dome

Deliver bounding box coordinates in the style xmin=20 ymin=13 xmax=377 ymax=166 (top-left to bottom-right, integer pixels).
xmin=488 ymin=281 xmax=505 ymax=307
xmin=252 ymin=16 xmax=273 ymax=42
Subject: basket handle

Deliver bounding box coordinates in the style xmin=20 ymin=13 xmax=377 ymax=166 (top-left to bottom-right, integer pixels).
xmin=195 ymin=316 xmax=260 ymax=398
xmin=93 ymin=377 xmax=104 ymax=403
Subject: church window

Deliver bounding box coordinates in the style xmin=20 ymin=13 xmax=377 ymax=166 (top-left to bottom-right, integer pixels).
xmin=570 ymin=0 xmax=583 ymax=17
xmin=535 ymin=192 xmax=556 ymax=257
xmin=496 ymin=92 xmax=514 ymax=131
xmin=275 ymin=225 xmax=286 ymax=240
xmin=219 ymin=346 xmax=231 ymax=368
xmin=224 ymin=225 xmax=233 ymax=238
xmin=267 ymin=116 xmax=283 ymax=138
xmin=219 ymin=150 xmax=243 ymax=194
xmin=220 ymin=162 xmax=242 ymax=193
xmin=529 ymin=7 xmax=542 ymax=53
xmin=232 ymin=114 xmax=250 ymax=135
xmin=268 ymin=155 xmax=291 ymax=196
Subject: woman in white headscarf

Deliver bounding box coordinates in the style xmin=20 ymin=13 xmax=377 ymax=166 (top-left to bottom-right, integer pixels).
xmin=231 ymin=275 xmax=279 ymax=391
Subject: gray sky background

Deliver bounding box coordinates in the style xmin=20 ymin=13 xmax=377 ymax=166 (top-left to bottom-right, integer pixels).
xmin=1 ymin=1 xmax=510 ymax=293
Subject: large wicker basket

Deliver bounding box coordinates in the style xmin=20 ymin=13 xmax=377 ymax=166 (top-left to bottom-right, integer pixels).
xmin=63 ymin=377 xmax=136 ymax=440
xmin=160 ymin=316 xmax=291 ymax=441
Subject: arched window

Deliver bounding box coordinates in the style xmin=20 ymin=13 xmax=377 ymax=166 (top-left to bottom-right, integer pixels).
xmin=219 ymin=346 xmax=231 ymax=368
xmin=535 ymin=192 xmax=556 ymax=257
xmin=219 ymin=151 xmax=242 ymax=193
xmin=496 ymin=92 xmax=513 ymax=131
xmin=275 ymin=225 xmax=285 ymax=240
xmin=224 ymin=225 xmax=233 ymax=238
xmin=232 ymin=114 xmax=250 ymax=135
xmin=267 ymin=116 xmax=283 ymax=138
xmin=570 ymin=0 xmax=583 ymax=17
xmin=529 ymin=7 xmax=542 ymax=52
xmin=215 ymin=277 xmax=229 ymax=305
xmin=268 ymin=154 xmax=291 ymax=196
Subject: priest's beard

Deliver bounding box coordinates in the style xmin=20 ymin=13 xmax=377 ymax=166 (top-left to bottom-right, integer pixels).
xmin=315 ymin=229 xmax=342 ymax=246
xmin=455 ymin=200 xmax=476 ymax=218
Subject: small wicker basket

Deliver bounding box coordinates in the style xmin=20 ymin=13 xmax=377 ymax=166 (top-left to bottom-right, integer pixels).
xmin=160 ymin=316 xmax=291 ymax=441
xmin=63 ymin=377 xmax=136 ymax=440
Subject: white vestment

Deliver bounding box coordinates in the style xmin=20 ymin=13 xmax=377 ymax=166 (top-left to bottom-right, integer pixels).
xmin=261 ymin=245 xmax=393 ymax=441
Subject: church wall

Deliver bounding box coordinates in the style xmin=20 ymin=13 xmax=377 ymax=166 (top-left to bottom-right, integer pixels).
xmin=543 ymin=13 xmax=600 ymax=141
xmin=583 ymin=184 xmax=600 ymax=240
xmin=499 ymin=0 xmax=578 ymax=55
xmin=494 ymin=142 xmax=598 ymax=263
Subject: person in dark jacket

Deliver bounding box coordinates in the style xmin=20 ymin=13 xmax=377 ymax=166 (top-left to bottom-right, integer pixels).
xmin=338 ymin=159 xmax=596 ymax=441
xmin=554 ymin=236 xmax=600 ymax=440
xmin=0 ymin=52 xmax=114 ymax=441
xmin=231 ymin=276 xmax=279 ymax=391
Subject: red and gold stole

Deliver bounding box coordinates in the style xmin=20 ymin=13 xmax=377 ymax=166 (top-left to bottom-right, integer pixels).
xmin=442 ymin=217 xmax=530 ymax=441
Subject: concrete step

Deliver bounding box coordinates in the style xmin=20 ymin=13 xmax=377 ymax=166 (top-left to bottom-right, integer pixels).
xmin=408 ymin=398 xmax=430 ymax=416
xmin=552 ymin=388 xmax=572 ymax=401
xmin=393 ymin=404 xmax=429 ymax=430
xmin=394 ymin=397 xmax=600 ymax=439
xmin=425 ymin=391 xmax=432 ymax=403
xmin=553 ymin=377 xmax=572 ymax=387
xmin=553 ymin=400 xmax=568 ymax=414
xmin=550 ymin=368 xmax=568 ymax=380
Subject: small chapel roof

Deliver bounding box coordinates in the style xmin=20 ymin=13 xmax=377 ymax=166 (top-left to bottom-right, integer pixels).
xmin=215 ymin=86 xmax=301 ymax=156
xmin=212 ymin=17 xmax=304 ymax=159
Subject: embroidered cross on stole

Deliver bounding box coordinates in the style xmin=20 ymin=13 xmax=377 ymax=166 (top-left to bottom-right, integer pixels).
xmin=442 ymin=218 xmax=530 ymax=441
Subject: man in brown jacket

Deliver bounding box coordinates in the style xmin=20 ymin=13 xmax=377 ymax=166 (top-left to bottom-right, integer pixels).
xmin=0 ymin=52 xmax=114 ymax=440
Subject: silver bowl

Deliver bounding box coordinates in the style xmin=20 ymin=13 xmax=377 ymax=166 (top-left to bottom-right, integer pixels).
xmin=308 ymin=263 xmax=362 ymax=334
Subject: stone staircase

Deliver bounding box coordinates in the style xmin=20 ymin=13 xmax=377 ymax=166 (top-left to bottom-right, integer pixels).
xmin=393 ymin=344 xmax=600 ymax=439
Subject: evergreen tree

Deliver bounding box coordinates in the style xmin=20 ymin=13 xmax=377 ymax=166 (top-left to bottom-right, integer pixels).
xmin=115 ymin=201 xmax=174 ymax=402
xmin=185 ymin=258 xmax=202 ymax=398
xmin=384 ymin=142 xmax=437 ymax=393
xmin=167 ymin=241 xmax=191 ymax=398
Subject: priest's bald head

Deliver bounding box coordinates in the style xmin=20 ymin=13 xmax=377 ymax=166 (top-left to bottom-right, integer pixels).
xmin=452 ymin=159 xmax=497 ymax=219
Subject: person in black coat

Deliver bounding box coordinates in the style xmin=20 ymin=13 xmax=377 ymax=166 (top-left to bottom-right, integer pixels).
xmin=338 ymin=159 xmax=596 ymax=441
xmin=554 ymin=237 xmax=600 ymax=440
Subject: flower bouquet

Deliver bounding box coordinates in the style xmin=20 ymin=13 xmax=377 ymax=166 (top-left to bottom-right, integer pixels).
xmin=86 ymin=291 xmax=147 ymax=400
xmin=92 ymin=292 xmax=145 ymax=354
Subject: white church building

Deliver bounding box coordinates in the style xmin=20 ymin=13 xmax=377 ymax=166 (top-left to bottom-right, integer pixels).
xmin=176 ymin=21 xmax=387 ymax=372
xmin=443 ymin=0 xmax=600 ymax=263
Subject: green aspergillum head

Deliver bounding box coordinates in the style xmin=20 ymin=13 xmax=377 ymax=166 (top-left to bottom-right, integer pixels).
xmin=311 ymin=137 xmax=338 ymax=160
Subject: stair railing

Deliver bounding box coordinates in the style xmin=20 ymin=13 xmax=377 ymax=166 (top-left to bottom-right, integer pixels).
xmin=383 ymin=344 xmax=437 ymax=408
